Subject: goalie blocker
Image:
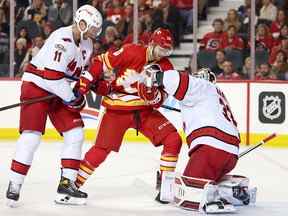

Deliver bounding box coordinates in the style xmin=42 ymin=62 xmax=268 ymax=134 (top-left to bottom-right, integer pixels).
xmin=160 ymin=171 xmax=257 ymax=214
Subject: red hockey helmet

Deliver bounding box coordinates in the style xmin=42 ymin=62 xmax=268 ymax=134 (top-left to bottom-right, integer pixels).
xmin=149 ymin=28 xmax=173 ymax=58
xmin=150 ymin=28 xmax=173 ymax=49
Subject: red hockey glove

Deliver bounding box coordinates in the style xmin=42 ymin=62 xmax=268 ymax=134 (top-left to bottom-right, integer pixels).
xmin=76 ymin=71 xmax=94 ymax=95
xmin=91 ymin=80 xmax=111 ymax=96
xmin=137 ymin=83 xmax=165 ymax=108
xmin=63 ymin=91 xmax=86 ymax=112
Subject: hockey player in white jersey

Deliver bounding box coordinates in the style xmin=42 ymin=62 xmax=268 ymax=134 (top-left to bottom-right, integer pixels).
xmin=138 ymin=66 xmax=256 ymax=214
xmin=6 ymin=5 xmax=103 ymax=206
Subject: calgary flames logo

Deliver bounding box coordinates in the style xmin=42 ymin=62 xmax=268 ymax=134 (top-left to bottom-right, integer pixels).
xmin=116 ymin=69 xmax=143 ymax=93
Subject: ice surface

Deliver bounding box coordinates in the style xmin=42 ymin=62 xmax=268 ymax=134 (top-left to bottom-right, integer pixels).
xmin=0 ymin=141 xmax=287 ymax=216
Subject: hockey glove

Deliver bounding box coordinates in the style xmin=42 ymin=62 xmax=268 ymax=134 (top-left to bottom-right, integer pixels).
xmin=77 ymin=70 xmax=94 ymax=95
xmin=91 ymin=80 xmax=112 ymax=96
xmin=63 ymin=91 xmax=86 ymax=112
xmin=137 ymin=82 xmax=165 ymax=108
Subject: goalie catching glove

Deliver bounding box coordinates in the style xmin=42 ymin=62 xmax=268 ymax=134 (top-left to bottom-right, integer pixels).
xmin=137 ymin=82 xmax=166 ymax=108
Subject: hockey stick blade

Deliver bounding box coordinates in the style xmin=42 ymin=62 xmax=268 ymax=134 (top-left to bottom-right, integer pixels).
xmin=239 ymin=133 xmax=277 ymax=158
xmin=161 ymin=105 xmax=181 ymax=112
xmin=0 ymin=95 xmax=56 ymax=112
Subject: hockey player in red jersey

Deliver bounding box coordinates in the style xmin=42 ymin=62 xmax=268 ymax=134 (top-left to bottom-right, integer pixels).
xmin=74 ymin=28 xmax=182 ymax=203
xmin=6 ymin=5 xmax=107 ymax=206
xmin=138 ymin=66 xmax=257 ymax=214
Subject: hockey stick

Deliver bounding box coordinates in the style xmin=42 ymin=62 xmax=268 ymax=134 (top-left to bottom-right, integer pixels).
xmin=0 ymin=95 xmax=56 ymax=112
xmin=161 ymin=105 xmax=181 ymax=112
xmin=239 ymin=133 xmax=277 ymax=158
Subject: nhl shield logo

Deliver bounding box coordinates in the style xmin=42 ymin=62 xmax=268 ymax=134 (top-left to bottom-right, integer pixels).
xmin=259 ymin=92 xmax=285 ymax=124
xmin=262 ymin=96 xmax=281 ymax=120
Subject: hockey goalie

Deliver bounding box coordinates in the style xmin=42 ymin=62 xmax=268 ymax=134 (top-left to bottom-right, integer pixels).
xmin=137 ymin=66 xmax=257 ymax=214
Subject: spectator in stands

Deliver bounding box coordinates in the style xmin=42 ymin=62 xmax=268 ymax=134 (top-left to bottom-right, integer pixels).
xmin=121 ymin=3 xmax=133 ymax=36
xmin=217 ymin=60 xmax=242 ymax=80
xmin=269 ymin=35 xmax=288 ymax=63
xmin=158 ymin=0 xmax=181 ymax=48
xmin=239 ymin=7 xmax=256 ymax=38
xmin=151 ymin=7 xmax=166 ymax=31
xmin=17 ymin=27 xmax=32 ymax=49
xmin=270 ymin=9 xmax=287 ymax=39
xmin=212 ymin=50 xmax=226 ymax=75
xmin=241 ymin=56 xmax=251 ymax=79
xmin=42 ymin=21 xmax=54 ymax=38
xmin=271 ymin=50 xmax=288 ymax=78
xmin=238 ymin=0 xmax=251 ymax=20
xmin=170 ymin=0 xmax=193 ymax=34
xmin=19 ymin=34 xmax=45 ymax=74
xmin=123 ymin=21 xmax=151 ymax=45
xmin=272 ymin=24 xmax=288 ymax=47
xmin=253 ymin=23 xmax=274 ymax=51
xmin=224 ymin=9 xmax=242 ymax=31
xmin=89 ymin=0 xmax=104 ymax=14
xmin=0 ymin=0 xmax=9 ymax=34
xmin=200 ymin=18 xmax=225 ymax=51
xmin=14 ymin=38 xmax=28 ymax=76
xmin=220 ymin=25 xmax=244 ymax=51
xmin=259 ymin=0 xmax=277 ymax=22
xmin=105 ymin=0 xmax=125 ymax=26
xmin=0 ymin=24 xmax=8 ymax=64
xmin=255 ymin=63 xmax=277 ymax=79
xmin=47 ymin=0 xmax=73 ymax=29
xmin=102 ymin=25 xmax=120 ymax=52
xmin=23 ymin=0 xmax=48 ymax=21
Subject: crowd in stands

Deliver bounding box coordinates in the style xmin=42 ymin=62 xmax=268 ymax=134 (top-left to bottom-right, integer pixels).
xmin=4 ymin=0 xmax=202 ymax=77
xmin=0 ymin=0 xmax=287 ymax=81
xmin=196 ymin=0 xmax=288 ymax=80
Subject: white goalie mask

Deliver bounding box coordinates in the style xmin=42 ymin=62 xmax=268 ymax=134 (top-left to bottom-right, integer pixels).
xmin=142 ymin=64 xmax=163 ymax=88
xmin=74 ymin=5 xmax=103 ymax=39
xmin=193 ymin=68 xmax=216 ymax=83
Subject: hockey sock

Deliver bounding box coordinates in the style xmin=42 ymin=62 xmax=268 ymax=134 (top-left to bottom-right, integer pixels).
xmin=61 ymin=127 xmax=84 ymax=180
xmin=160 ymin=131 xmax=182 ymax=172
xmin=75 ymin=147 xmax=110 ymax=187
xmin=9 ymin=131 xmax=41 ymax=184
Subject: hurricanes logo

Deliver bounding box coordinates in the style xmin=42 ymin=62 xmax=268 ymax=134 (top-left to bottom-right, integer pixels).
xmin=262 ymin=96 xmax=281 ymax=120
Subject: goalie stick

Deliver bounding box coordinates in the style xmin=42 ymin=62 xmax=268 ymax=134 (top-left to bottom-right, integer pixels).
xmin=0 ymin=95 xmax=56 ymax=112
xmin=239 ymin=133 xmax=277 ymax=158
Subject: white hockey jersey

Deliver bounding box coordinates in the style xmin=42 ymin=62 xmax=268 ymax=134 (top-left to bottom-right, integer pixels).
xmin=22 ymin=26 xmax=93 ymax=102
xmin=162 ymin=70 xmax=240 ymax=156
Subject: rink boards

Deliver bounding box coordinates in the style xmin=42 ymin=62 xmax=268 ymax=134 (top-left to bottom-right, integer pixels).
xmin=0 ymin=79 xmax=287 ymax=146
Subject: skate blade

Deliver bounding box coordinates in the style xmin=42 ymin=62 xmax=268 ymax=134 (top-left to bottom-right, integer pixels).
xmin=6 ymin=199 xmax=20 ymax=208
xmin=54 ymin=194 xmax=86 ymax=205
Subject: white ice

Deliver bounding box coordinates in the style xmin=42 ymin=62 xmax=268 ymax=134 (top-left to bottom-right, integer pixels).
xmin=0 ymin=141 xmax=287 ymax=216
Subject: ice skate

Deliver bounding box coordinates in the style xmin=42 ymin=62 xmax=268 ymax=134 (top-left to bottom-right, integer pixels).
xmin=55 ymin=176 xmax=87 ymax=205
xmin=6 ymin=181 xmax=22 ymax=208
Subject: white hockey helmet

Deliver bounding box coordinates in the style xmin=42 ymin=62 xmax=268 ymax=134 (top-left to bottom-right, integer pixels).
xmin=74 ymin=5 xmax=103 ymax=37
xmin=193 ymin=68 xmax=216 ymax=83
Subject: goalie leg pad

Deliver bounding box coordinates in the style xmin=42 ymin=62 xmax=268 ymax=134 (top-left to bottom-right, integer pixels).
xmin=174 ymin=174 xmax=236 ymax=214
xmin=158 ymin=171 xmax=175 ymax=203
xmin=217 ymin=175 xmax=257 ymax=206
